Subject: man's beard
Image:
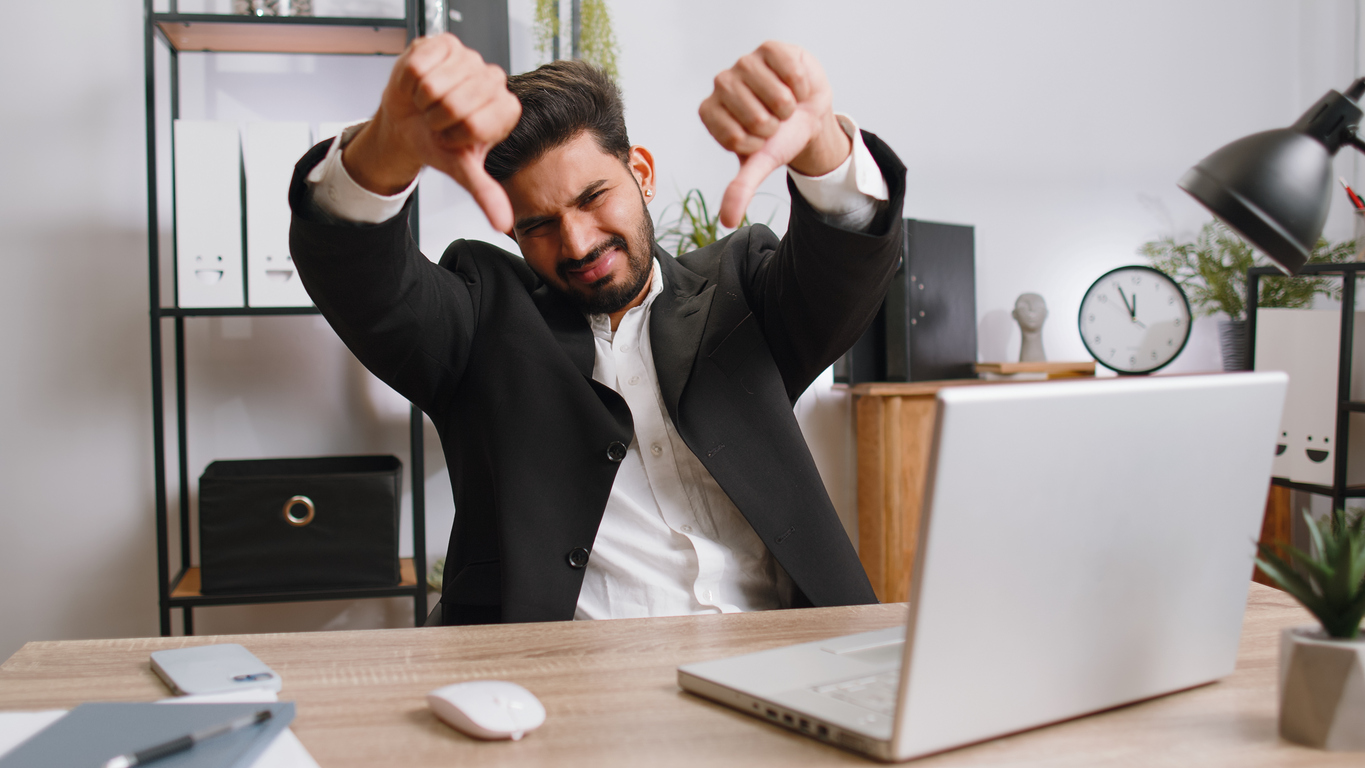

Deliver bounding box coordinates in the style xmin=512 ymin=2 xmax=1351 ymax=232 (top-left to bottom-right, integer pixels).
xmin=556 ymin=198 xmax=656 ymax=316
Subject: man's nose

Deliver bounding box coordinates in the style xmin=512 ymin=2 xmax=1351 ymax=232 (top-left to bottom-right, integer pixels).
xmin=559 ymin=214 xmax=598 ymax=261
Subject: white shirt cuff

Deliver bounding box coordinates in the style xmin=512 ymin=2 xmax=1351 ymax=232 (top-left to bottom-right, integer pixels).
xmin=787 ymin=114 xmax=890 ymax=219
xmin=305 ymin=121 xmax=418 ymax=225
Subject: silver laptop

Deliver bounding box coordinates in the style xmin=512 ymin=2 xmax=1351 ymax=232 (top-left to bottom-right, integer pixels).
xmin=679 ymin=372 xmax=1287 ymax=762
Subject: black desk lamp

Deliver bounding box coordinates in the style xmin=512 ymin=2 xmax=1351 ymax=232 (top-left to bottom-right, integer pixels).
xmin=1180 ymin=77 xmax=1365 ymax=275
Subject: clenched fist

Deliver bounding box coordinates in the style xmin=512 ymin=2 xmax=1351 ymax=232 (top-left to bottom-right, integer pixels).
xmin=344 ymin=34 xmax=522 ymax=232
xmin=699 ymin=41 xmax=852 ymax=229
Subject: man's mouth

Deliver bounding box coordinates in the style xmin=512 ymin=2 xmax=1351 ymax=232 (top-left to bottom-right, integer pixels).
xmin=565 ymin=248 xmax=617 ymax=285
xmin=561 ymin=235 xmax=629 ymax=287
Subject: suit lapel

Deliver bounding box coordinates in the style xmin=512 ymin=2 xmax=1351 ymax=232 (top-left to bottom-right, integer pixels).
xmin=529 ymin=282 xmax=596 ymax=380
xmin=650 ymin=246 xmax=713 ymax=423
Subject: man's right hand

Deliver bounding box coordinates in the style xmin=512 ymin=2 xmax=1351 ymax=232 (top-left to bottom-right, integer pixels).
xmin=343 ymin=34 xmax=522 ymax=233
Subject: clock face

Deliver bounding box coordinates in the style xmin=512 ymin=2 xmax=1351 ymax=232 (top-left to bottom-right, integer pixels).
xmin=1078 ymin=266 xmax=1192 ymax=374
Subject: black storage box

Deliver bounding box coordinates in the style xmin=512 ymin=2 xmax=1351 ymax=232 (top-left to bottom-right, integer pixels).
xmin=198 ymin=455 xmax=402 ymax=594
xmin=835 ymin=219 xmax=978 ymax=384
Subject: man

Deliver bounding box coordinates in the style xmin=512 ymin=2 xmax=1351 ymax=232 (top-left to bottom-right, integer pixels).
xmin=288 ymin=34 xmax=906 ymax=625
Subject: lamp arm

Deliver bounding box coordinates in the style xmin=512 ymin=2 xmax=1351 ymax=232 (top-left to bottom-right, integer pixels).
xmin=1350 ymin=132 xmax=1365 ymax=155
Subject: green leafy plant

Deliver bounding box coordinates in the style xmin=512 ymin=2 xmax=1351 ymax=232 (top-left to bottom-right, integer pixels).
xmin=1139 ymin=222 xmax=1353 ymax=320
xmin=534 ymin=0 xmax=620 ymax=81
xmin=1255 ymin=507 xmax=1365 ymax=639
xmin=657 ymin=189 xmax=753 ymax=256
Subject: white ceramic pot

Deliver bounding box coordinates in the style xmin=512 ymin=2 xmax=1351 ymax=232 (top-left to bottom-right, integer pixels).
xmin=1279 ymin=625 xmax=1365 ymax=750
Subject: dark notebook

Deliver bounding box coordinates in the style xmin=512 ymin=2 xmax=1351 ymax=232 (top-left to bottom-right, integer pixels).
xmin=0 ymin=701 xmax=294 ymax=768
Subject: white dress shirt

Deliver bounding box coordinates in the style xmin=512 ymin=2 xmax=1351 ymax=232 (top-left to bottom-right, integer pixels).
xmin=307 ymin=115 xmax=890 ymax=619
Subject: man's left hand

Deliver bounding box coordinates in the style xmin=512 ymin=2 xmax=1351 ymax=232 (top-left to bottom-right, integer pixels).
xmin=700 ymin=41 xmax=852 ymax=229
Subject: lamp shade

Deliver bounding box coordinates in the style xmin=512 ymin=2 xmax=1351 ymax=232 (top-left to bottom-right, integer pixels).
xmin=1179 ymin=82 xmax=1365 ymax=275
xmin=1179 ymin=129 xmax=1332 ymax=275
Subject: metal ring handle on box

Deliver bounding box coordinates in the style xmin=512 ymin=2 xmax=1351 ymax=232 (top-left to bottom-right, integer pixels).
xmin=282 ymin=495 xmax=316 ymax=527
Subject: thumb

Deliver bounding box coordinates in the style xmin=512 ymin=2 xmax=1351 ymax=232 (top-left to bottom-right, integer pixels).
xmin=439 ymin=148 xmax=514 ymax=234
xmin=721 ymin=149 xmax=782 ymax=229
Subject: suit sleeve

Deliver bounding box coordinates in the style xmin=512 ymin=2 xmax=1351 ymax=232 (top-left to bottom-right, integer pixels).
xmin=744 ymin=130 xmax=908 ymax=402
xmin=287 ymin=140 xmax=478 ymax=416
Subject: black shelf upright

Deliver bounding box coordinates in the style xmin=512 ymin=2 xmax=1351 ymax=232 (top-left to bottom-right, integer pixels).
xmin=143 ymin=0 xmax=430 ymax=636
xmin=1247 ymin=262 xmax=1365 ymax=513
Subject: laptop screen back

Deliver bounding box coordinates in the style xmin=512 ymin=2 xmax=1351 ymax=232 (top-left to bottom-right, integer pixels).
xmin=893 ymin=373 xmax=1286 ymax=760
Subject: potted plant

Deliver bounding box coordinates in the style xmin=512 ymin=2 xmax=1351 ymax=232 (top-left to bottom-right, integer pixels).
xmin=1254 ymin=507 xmax=1365 ymax=750
xmin=1140 ymin=222 xmax=1352 ymax=370
xmin=657 ymin=188 xmax=760 ymax=256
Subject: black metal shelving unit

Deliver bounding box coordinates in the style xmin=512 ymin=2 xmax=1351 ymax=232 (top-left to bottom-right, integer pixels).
xmin=143 ymin=1 xmax=430 ymax=636
xmin=1247 ymin=262 xmax=1365 ymax=513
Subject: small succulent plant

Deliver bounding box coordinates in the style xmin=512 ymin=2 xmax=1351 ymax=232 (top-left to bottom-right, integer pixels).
xmin=1255 ymin=507 xmax=1365 ymax=639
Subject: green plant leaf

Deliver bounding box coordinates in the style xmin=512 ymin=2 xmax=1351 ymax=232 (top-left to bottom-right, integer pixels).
xmin=1256 ymin=545 xmax=1329 ymax=617
xmin=1259 ymin=508 xmax=1365 ymax=638
xmin=1140 ymin=222 xmax=1351 ymax=320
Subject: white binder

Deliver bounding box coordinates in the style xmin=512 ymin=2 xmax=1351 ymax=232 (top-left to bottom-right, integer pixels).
xmin=244 ymin=122 xmax=314 ymax=307
xmin=1254 ymin=308 xmax=1365 ymax=486
xmin=174 ymin=120 xmax=245 ymax=308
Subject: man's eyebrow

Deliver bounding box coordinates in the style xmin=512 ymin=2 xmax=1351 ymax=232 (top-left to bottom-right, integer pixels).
xmin=572 ymin=179 xmax=609 ymax=207
xmin=513 ymin=179 xmax=611 ymax=232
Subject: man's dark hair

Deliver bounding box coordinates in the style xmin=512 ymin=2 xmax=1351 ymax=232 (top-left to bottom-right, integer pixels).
xmin=484 ymin=59 xmax=630 ymax=182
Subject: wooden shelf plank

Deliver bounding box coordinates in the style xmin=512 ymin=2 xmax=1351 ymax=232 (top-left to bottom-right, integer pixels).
xmin=975 ymin=361 xmax=1096 ymax=376
xmin=171 ymin=558 xmax=418 ymax=599
xmin=155 ymin=15 xmax=408 ymax=55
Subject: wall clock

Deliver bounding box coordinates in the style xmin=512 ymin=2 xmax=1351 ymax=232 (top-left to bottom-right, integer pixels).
xmin=1078 ymin=265 xmax=1192 ymax=375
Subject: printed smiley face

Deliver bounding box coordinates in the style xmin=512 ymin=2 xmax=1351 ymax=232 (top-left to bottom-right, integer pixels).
xmin=1305 ymin=435 xmax=1331 ymax=464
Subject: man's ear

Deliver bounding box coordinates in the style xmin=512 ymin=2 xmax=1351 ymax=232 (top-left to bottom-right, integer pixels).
xmin=629 ymin=145 xmax=656 ymax=200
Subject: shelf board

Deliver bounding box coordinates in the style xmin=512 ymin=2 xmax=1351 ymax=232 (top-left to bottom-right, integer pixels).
xmin=1269 ymin=477 xmax=1365 ymax=498
xmin=154 ymin=14 xmax=408 ymax=55
xmin=157 ymin=306 xmax=320 ymax=317
xmin=169 ymin=558 xmax=421 ymax=606
xmin=975 ymin=361 xmax=1096 ymax=377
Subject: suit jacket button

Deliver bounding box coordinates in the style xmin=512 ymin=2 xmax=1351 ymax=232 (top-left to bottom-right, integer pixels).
xmin=606 ymin=441 xmax=627 ymax=462
xmin=567 ymin=547 xmax=590 ymax=569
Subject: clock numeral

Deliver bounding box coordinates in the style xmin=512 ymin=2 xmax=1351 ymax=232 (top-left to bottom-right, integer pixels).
xmin=1168 ymin=296 xmax=1175 ymax=305
xmin=1132 ymin=275 xmax=1142 ymax=284
xmin=1093 ymin=335 xmax=1101 ymax=343
xmin=1098 ymin=294 xmax=1108 ymax=303
xmin=1088 ymin=314 xmax=1095 ymax=322
xmin=1151 ymin=350 xmax=1157 ymax=360
xmin=1167 ymin=339 xmax=1173 ymax=346
xmin=1173 ymin=318 xmax=1181 ymax=327
xmin=1130 ymin=355 xmax=1137 ymax=366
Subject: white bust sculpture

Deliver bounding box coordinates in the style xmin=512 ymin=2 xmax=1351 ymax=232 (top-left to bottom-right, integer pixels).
xmin=1013 ymin=293 xmax=1048 ymax=363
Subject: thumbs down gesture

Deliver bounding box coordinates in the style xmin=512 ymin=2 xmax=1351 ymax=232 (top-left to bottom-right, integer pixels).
xmin=699 ymin=41 xmax=852 ymax=229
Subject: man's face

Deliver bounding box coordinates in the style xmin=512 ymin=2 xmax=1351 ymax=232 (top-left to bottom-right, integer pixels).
xmin=503 ymin=131 xmax=656 ymax=316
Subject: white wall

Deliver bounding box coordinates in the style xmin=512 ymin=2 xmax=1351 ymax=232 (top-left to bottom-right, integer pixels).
xmin=1 ymin=1 xmax=1361 ymax=661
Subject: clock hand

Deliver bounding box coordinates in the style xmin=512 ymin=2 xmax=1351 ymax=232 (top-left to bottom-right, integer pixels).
xmin=1116 ymin=285 xmax=1135 ymax=318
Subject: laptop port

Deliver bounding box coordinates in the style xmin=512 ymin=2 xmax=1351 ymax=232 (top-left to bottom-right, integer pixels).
xmin=817 ymin=725 xmax=829 ymax=738
xmin=766 ymin=709 xmax=777 ymax=719
xmin=782 ymin=714 xmax=794 ymax=725
xmin=799 ymin=719 xmax=810 ymax=731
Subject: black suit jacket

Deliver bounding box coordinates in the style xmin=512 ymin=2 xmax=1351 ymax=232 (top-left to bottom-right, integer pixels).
xmin=288 ymin=131 xmax=907 ymax=624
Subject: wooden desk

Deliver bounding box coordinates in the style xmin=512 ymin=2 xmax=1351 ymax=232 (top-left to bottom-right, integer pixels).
xmin=0 ymin=586 xmax=1350 ymax=766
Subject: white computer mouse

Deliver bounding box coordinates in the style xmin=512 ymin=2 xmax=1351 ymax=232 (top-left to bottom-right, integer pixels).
xmin=426 ymin=680 xmax=547 ymax=741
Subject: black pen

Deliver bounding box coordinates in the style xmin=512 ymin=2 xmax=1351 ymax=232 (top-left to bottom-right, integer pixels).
xmin=102 ymin=709 xmax=273 ymax=768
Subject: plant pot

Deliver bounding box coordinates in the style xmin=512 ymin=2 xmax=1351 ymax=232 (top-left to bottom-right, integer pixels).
xmin=1218 ymin=318 xmax=1249 ymax=371
xmin=1279 ymin=626 xmax=1365 ymax=750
